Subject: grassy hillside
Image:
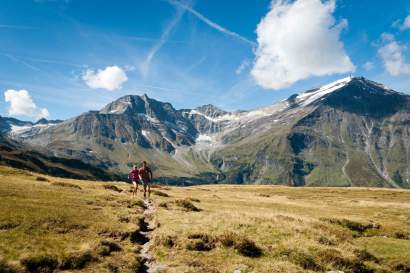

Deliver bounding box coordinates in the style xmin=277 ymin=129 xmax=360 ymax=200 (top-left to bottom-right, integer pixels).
xmin=1 ymin=166 xmax=410 ymax=272
xmin=0 ymin=166 xmax=146 ymax=273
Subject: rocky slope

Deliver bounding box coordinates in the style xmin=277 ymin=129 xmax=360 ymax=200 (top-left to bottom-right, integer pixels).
xmin=6 ymin=77 xmax=410 ymax=187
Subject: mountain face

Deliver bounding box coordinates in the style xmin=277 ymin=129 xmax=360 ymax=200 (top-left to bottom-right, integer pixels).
xmin=6 ymin=77 xmax=410 ymax=188
xmin=0 ymin=134 xmax=119 ymax=180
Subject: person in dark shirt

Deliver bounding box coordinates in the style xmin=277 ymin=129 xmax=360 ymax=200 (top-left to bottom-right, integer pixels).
xmin=139 ymin=161 xmax=153 ymax=198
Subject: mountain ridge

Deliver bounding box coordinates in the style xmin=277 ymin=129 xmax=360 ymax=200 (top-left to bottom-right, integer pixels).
xmin=2 ymin=76 xmax=410 ymax=187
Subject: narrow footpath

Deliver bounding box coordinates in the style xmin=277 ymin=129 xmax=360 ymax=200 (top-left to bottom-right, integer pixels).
xmin=136 ymin=199 xmax=167 ymax=273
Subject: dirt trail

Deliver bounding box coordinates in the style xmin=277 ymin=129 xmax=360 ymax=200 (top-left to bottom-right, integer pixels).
xmin=136 ymin=199 xmax=167 ymax=273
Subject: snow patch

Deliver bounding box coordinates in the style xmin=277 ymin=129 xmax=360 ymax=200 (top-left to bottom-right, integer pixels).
xmin=138 ymin=113 xmax=159 ymax=123
xmin=141 ymin=130 xmax=150 ymax=139
xmin=10 ymin=123 xmax=57 ymax=137
xmin=296 ymin=76 xmax=352 ymax=106
xmin=196 ymin=134 xmax=213 ymax=142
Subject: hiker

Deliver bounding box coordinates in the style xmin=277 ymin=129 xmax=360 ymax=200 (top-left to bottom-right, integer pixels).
xmin=139 ymin=161 xmax=153 ymax=198
xmin=128 ymin=165 xmax=140 ymax=197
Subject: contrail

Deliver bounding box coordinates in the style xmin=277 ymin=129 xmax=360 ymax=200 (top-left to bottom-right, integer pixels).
xmin=140 ymin=7 xmax=185 ymax=76
xmin=0 ymin=24 xmax=37 ymax=30
xmin=168 ymin=0 xmax=256 ymax=47
xmin=0 ymin=53 xmax=41 ymax=72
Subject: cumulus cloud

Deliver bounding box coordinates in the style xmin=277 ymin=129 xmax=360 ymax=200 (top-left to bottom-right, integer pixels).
xmin=251 ymin=0 xmax=355 ymax=90
xmin=82 ymin=65 xmax=128 ymax=91
xmin=378 ymin=34 xmax=410 ymax=76
xmin=393 ymin=15 xmax=410 ymax=31
xmin=4 ymin=89 xmax=49 ymax=119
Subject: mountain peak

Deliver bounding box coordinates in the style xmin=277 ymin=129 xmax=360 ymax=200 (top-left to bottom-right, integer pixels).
xmin=194 ymin=104 xmax=228 ymax=118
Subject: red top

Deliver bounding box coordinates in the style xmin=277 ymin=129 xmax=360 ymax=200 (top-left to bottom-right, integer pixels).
xmin=129 ymin=169 xmax=140 ymax=181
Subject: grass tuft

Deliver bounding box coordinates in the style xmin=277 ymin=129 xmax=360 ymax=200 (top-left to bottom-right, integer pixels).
xmin=390 ymin=260 xmax=410 ymax=272
xmin=281 ymin=249 xmax=322 ymax=271
xmin=60 ymin=250 xmax=95 ymax=270
xmin=186 ymin=233 xmax=215 ymax=251
xmin=0 ymin=260 xmax=19 ymax=273
xmin=321 ymin=218 xmax=380 ymax=234
xmin=103 ymin=184 xmax=123 ymax=193
xmin=21 ymin=255 xmax=59 ymax=273
xmin=131 ymin=256 xmax=147 ymax=273
xmin=394 ymin=231 xmax=410 ymax=240
xmin=174 ymin=199 xmax=201 ymax=212
xmin=0 ymin=222 xmax=19 ymax=230
xmin=97 ymin=240 xmax=122 ymax=256
xmin=151 ymin=190 xmax=169 ymax=197
xmin=51 ymin=181 xmax=82 ymax=189
xmin=234 ymin=238 xmax=262 ymax=258
xmin=155 ymin=235 xmax=177 ymax=248
xmin=35 ymin=176 xmax=49 ymax=182
xmin=354 ymin=249 xmax=378 ymax=263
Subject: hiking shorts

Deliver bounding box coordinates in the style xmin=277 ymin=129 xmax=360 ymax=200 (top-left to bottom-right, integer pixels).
xmin=132 ymin=180 xmax=139 ymax=186
xmin=142 ymin=179 xmax=150 ymax=186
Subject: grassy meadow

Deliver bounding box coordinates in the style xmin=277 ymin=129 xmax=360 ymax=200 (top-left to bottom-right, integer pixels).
xmin=1 ymin=166 xmax=410 ymax=273
xmin=0 ymin=166 xmax=146 ymax=273
xmin=151 ymin=185 xmax=410 ymax=273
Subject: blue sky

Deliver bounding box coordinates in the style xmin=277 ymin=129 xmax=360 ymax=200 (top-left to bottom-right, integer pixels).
xmin=1 ymin=0 xmax=410 ymax=121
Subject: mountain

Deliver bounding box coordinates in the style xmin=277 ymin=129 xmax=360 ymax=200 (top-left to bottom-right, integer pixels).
xmin=6 ymin=77 xmax=410 ymax=188
xmin=0 ymin=134 xmax=120 ymax=180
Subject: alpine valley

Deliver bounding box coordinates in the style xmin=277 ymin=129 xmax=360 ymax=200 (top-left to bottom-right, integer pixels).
xmin=1 ymin=77 xmax=410 ymax=187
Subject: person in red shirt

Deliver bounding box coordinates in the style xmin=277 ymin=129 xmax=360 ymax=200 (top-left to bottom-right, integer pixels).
xmin=128 ymin=165 xmax=140 ymax=197
xmin=139 ymin=161 xmax=153 ymax=198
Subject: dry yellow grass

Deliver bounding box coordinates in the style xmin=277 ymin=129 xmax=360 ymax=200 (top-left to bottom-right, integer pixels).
xmin=0 ymin=166 xmax=146 ymax=273
xmin=151 ymin=185 xmax=410 ymax=273
xmin=1 ymin=166 xmax=410 ymax=273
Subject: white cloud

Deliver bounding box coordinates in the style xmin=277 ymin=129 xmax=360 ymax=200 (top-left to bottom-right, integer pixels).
xmin=393 ymin=15 xmax=410 ymax=31
xmin=82 ymin=65 xmax=128 ymax=91
xmin=378 ymin=35 xmax=410 ymax=76
xmin=251 ymin=0 xmax=355 ymax=90
xmin=363 ymin=61 xmax=374 ymax=71
xmin=4 ymin=89 xmax=49 ymax=120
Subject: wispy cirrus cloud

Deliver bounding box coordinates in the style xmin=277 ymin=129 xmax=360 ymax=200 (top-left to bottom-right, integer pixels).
xmin=0 ymin=24 xmax=37 ymax=30
xmin=393 ymin=15 xmax=410 ymax=31
xmin=140 ymin=7 xmax=185 ymax=77
xmin=0 ymin=53 xmax=41 ymax=71
xmin=168 ymin=0 xmax=255 ymax=47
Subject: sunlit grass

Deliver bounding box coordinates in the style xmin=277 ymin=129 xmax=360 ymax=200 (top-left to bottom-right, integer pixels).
xmin=151 ymin=185 xmax=410 ymax=272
